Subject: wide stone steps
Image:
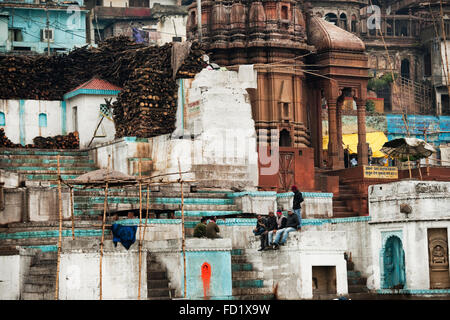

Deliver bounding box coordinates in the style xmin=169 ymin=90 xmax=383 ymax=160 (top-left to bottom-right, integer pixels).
xmin=231 ymin=249 xmax=274 ymax=300
xmin=0 ymin=149 xmax=97 ymax=183
xmin=0 ymin=159 xmax=95 ymax=167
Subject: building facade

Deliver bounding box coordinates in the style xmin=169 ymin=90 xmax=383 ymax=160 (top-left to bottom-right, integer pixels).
xmin=0 ymin=0 xmax=88 ymax=54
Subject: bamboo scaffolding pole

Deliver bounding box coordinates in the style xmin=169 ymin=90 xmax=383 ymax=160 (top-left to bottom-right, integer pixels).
xmin=178 ymin=159 xmax=187 ymax=298
xmin=138 ymin=160 xmax=143 ymax=300
xmin=70 ymin=186 xmax=75 ymax=240
xmin=55 ymin=155 xmax=63 ymax=300
xmin=99 ymin=155 xmax=110 ymax=300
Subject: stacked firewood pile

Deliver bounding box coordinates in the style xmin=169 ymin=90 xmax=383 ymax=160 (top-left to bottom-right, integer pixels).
xmin=0 ymin=36 xmax=206 ymax=140
xmin=0 ymin=128 xmax=18 ymax=148
xmin=0 ymin=129 xmax=80 ymax=149
xmin=32 ymin=132 xmax=79 ymax=149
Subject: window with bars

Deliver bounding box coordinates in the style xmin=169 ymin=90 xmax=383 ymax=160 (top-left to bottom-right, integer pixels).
xmin=100 ymin=104 xmax=112 ymax=118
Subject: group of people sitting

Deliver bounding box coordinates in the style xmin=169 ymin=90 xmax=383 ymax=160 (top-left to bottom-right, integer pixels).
xmin=254 ymin=185 xmax=304 ymax=251
xmin=253 ymin=210 xmax=300 ymax=251
xmin=193 ymin=216 xmax=221 ymax=239
xmin=192 ymin=185 xmax=304 ymax=251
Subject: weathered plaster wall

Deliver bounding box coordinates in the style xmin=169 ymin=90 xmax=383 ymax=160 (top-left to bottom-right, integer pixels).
xmin=368 ymin=180 xmax=450 ymax=291
xmin=244 ymin=231 xmax=348 ymax=299
xmin=0 ymin=249 xmax=33 ymax=300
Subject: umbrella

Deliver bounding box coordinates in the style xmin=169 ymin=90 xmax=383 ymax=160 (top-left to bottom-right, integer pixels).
xmin=380 ymin=137 xmax=436 ymax=179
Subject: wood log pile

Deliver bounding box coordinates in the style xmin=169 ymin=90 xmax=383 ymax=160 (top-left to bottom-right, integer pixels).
xmin=0 ymin=128 xmax=79 ymax=149
xmin=0 ymin=36 xmax=206 ymax=141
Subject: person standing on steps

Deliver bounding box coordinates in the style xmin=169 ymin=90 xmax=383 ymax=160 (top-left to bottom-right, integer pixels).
xmin=291 ymin=185 xmax=304 ymax=231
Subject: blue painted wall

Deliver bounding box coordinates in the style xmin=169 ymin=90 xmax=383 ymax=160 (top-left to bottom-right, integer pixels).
xmin=0 ymin=2 xmax=87 ymax=53
xmin=181 ymin=250 xmax=232 ymax=299
xmin=386 ymin=114 xmax=450 ymax=146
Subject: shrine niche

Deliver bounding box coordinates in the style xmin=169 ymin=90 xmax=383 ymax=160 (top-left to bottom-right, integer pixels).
xmin=382 ymin=235 xmax=406 ymax=289
xmin=428 ymin=228 xmax=450 ymax=289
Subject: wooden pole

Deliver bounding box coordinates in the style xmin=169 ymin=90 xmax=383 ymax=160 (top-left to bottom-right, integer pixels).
xmin=138 ymin=160 xmax=143 ymax=300
xmin=99 ymin=155 xmax=110 ymax=300
xmin=178 ymin=159 xmax=187 ymax=298
xmin=407 ymin=155 xmax=412 ymax=179
xmin=55 ymin=155 xmax=63 ymax=300
xmin=70 ymin=186 xmax=75 ymax=240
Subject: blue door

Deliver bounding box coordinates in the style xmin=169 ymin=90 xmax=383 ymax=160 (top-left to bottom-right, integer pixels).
xmin=383 ymin=236 xmax=406 ymax=289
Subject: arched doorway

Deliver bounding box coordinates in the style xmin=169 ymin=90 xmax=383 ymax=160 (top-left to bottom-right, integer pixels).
xmin=324 ymin=13 xmax=338 ymax=25
xmin=383 ymin=236 xmax=406 ymax=289
xmin=340 ymin=13 xmax=347 ymax=30
xmin=279 ymin=129 xmax=292 ymax=147
xmin=401 ymin=58 xmax=410 ymax=79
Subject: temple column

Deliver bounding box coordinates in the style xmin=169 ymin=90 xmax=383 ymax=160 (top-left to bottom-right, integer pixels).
xmin=356 ymin=98 xmax=368 ymax=166
xmin=336 ymin=100 xmax=344 ymax=168
xmin=327 ymin=99 xmax=340 ymax=169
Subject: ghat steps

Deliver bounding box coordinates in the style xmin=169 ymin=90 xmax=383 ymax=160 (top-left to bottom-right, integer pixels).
xmin=0 ymin=149 xmax=97 ymax=182
xmin=231 ymin=249 xmax=275 ymax=300
xmin=147 ymin=254 xmax=175 ymax=300
xmin=21 ymin=251 xmax=57 ymax=300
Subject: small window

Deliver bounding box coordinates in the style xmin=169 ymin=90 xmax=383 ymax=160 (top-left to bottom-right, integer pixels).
xmin=0 ymin=112 xmax=5 ymax=126
xmin=39 ymin=113 xmax=47 ymax=128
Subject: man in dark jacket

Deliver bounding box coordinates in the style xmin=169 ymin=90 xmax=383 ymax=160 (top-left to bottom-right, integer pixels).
xmin=193 ymin=217 xmax=207 ymax=238
xmin=206 ymin=217 xmax=221 ymax=239
xmin=291 ymin=185 xmax=304 ymax=230
xmin=253 ymin=215 xmax=266 ymax=236
xmin=272 ymin=210 xmax=299 ymax=249
xmin=258 ymin=212 xmax=277 ymax=251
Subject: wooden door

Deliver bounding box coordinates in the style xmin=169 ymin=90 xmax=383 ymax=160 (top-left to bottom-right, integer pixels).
xmin=428 ymin=228 xmax=450 ymax=289
xmin=278 ymin=151 xmax=295 ymax=192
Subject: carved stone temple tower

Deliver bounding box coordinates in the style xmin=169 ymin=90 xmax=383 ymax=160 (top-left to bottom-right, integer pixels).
xmin=186 ymin=0 xmax=369 ymax=192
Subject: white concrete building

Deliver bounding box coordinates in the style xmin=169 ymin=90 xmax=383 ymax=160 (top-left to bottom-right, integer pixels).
xmin=368 ymin=180 xmax=450 ymax=293
xmin=0 ymin=78 xmax=119 ymax=149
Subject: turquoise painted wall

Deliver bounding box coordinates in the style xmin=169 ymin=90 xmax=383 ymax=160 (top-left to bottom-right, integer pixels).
xmin=1 ymin=4 xmax=87 ymax=54
xmin=181 ymin=250 xmax=232 ymax=299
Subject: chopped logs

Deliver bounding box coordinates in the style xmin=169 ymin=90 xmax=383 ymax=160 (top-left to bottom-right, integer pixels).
xmin=33 ymin=132 xmax=80 ymax=149
xmin=0 ymin=129 xmax=79 ymax=149
xmin=0 ymin=36 xmax=206 ymax=140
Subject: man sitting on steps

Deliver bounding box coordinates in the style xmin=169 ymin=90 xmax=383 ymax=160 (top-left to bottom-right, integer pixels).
xmin=272 ymin=210 xmax=299 ymax=250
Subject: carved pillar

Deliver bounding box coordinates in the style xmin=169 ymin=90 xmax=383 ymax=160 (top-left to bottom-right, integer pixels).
xmin=327 ymin=99 xmax=339 ymax=169
xmin=336 ymin=100 xmax=344 ymax=168
xmin=356 ymin=99 xmax=368 ymax=166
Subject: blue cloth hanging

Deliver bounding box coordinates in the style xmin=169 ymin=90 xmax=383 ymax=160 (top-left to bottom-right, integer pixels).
xmin=111 ymin=224 xmax=138 ymax=250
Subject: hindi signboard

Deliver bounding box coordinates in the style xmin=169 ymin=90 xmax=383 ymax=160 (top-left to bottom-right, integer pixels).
xmin=363 ymin=165 xmax=398 ymax=179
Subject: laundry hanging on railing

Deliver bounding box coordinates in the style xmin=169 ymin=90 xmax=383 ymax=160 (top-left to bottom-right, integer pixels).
xmin=111 ymin=224 xmax=138 ymax=250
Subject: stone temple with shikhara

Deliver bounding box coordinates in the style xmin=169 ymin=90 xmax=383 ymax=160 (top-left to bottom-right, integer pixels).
xmin=0 ymin=1 xmax=450 ymax=300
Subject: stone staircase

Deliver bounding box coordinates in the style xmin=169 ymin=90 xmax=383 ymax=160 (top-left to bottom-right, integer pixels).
xmin=0 ymin=148 xmax=97 ymax=184
xmin=0 ymin=220 xmax=112 ymax=249
xmin=147 ymin=254 xmax=175 ymax=300
xmin=333 ymin=184 xmax=358 ymax=218
xmin=231 ymin=249 xmax=275 ymax=300
xmin=71 ymin=188 xmax=243 ymax=237
xmin=21 ymin=251 xmax=57 ymax=300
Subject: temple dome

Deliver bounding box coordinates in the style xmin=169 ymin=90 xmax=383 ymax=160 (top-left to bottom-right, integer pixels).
xmin=308 ymin=16 xmax=365 ymax=52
